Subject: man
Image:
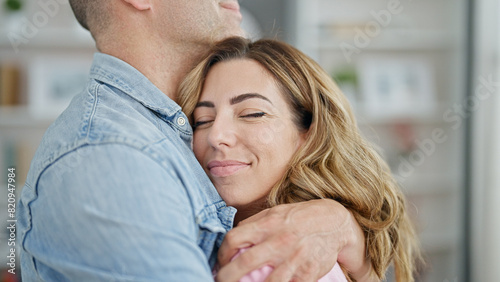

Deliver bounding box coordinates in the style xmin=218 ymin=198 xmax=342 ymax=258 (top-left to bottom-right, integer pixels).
xmin=18 ymin=0 xmax=374 ymax=281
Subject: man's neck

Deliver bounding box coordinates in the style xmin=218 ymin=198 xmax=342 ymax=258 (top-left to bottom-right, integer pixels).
xmin=99 ymin=39 xmax=206 ymax=102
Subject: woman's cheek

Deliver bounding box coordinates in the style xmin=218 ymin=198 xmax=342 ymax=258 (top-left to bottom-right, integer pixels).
xmin=252 ymin=125 xmax=280 ymax=146
xmin=192 ymin=133 xmax=206 ymax=162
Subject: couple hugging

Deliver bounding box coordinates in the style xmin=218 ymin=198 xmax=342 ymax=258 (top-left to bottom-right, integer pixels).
xmin=18 ymin=1 xmax=420 ymax=281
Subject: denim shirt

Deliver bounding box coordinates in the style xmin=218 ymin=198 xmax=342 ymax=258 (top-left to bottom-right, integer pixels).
xmin=18 ymin=53 xmax=236 ymax=281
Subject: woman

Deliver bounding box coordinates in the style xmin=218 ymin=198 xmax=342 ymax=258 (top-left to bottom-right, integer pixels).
xmin=178 ymin=37 xmax=420 ymax=281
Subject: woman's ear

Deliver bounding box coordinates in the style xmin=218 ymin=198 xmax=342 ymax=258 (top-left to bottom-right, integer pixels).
xmin=122 ymin=0 xmax=151 ymax=11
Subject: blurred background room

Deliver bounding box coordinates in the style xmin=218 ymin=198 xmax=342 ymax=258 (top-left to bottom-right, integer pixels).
xmin=1 ymin=0 xmax=499 ymax=281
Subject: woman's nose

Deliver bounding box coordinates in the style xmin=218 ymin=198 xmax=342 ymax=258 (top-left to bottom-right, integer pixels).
xmin=207 ymin=116 xmax=237 ymax=149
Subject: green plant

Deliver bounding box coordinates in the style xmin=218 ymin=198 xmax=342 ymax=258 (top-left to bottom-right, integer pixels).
xmin=4 ymin=0 xmax=23 ymax=11
xmin=333 ymin=68 xmax=358 ymax=86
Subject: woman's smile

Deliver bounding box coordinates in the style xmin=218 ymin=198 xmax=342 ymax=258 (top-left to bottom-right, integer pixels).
xmin=207 ymin=160 xmax=250 ymax=177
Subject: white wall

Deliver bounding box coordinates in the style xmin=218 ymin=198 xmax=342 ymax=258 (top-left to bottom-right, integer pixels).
xmin=471 ymin=0 xmax=500 ymax=280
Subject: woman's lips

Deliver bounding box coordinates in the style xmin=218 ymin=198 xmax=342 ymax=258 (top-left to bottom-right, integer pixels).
xmin=208 ymin=160 xmax=249 ymax=177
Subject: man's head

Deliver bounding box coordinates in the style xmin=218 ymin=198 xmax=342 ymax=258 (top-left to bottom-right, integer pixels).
xmin=69 ymin=0 xmax=244 ymax=49
xmin=68 ymin=0 xmax=107 ymax=33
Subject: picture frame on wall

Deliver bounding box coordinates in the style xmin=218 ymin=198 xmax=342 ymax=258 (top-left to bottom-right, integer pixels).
xmin=28 ymin=55 xmax=92 ymax=118
xmin=357 ymin=55 xmax=436 ymax=120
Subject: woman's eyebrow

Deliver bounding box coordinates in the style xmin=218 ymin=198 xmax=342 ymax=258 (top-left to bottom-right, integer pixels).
xmin=195 ymin=101 xmax=215 ymax=108
xmin=195 ymin=93 xmax=272 ymax=109
xmin=230 ymin=93 xmax=272 ymax=105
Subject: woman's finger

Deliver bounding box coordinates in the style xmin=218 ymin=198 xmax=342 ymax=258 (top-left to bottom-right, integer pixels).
xmin=217 ymin=239 xmax=284 ymax=282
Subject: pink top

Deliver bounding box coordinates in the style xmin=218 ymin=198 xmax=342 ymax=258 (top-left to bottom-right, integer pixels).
xmin=216 ymin=248 xmax=348 ymax=282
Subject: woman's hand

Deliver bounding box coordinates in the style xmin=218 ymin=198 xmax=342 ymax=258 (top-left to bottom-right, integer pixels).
xmin=216 ymin=199 xmax=377 ymax=282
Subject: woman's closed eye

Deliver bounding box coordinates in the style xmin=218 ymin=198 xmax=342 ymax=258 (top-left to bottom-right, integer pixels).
xmin=193 ymin=111 xmax=267 ymax=130
xmin=241 ymin=112 xmax=267 ymax=118
xmin=193 ymin=119 xmax=213 ymax=130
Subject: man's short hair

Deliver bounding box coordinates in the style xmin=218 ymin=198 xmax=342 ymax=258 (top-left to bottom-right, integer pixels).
xmin=69 ymin=0 xmax=90 ymax=30
xmin=69 ymin=0 xmax=105 ymax=32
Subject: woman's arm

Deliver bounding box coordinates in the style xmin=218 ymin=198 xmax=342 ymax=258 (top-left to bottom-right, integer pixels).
xmin=216 ymin=199 xmax=377 ymax=282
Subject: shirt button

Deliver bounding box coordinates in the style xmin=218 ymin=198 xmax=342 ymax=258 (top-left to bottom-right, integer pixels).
xmin=177 ymin=117 xmax=186 ymax=126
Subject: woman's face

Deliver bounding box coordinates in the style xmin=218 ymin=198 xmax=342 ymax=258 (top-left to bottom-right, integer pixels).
xmin=192 ymin=59 xmax=305 ymax=213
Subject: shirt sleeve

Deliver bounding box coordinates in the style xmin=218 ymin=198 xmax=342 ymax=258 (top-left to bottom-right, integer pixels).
xmin=23 ymin=144 xmax=214 ymax=281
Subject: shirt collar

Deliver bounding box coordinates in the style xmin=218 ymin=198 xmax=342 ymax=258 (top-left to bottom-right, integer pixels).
xmin=89 ymin=52 xmax=185 ymax=122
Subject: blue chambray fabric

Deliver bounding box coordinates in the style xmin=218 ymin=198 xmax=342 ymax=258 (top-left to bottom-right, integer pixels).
xmin=17 ymin=53 xmax=236 ymax=281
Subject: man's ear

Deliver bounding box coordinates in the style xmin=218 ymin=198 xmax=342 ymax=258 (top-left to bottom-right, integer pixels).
xmin=122 ymin=0 xmax=151 ymax=11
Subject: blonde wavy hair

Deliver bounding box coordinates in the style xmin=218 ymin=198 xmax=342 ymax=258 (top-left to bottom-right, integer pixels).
xmin=178 ymin=37 xmax=421 ymax=282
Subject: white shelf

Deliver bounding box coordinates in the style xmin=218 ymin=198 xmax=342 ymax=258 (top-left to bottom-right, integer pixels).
xmin=0 ymin=106 xmax=55 ymax=128
xmin=353 ymin=103 xmax=451 ymax=126
xmin=0 ymin=27 xmax=96 ymax=50
xmin=0 ymin=0 xmax=96 ymax=50
xmin=315 ymin=29 xmax=453 ymax=51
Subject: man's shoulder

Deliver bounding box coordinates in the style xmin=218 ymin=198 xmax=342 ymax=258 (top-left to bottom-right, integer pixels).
xmin=28 ymin=80 xmax=183 ymax=181
xmin=61 ymin=79 xmax=169 ymax=140
xmin=71 ymin=80 xmax=166 ymax=141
